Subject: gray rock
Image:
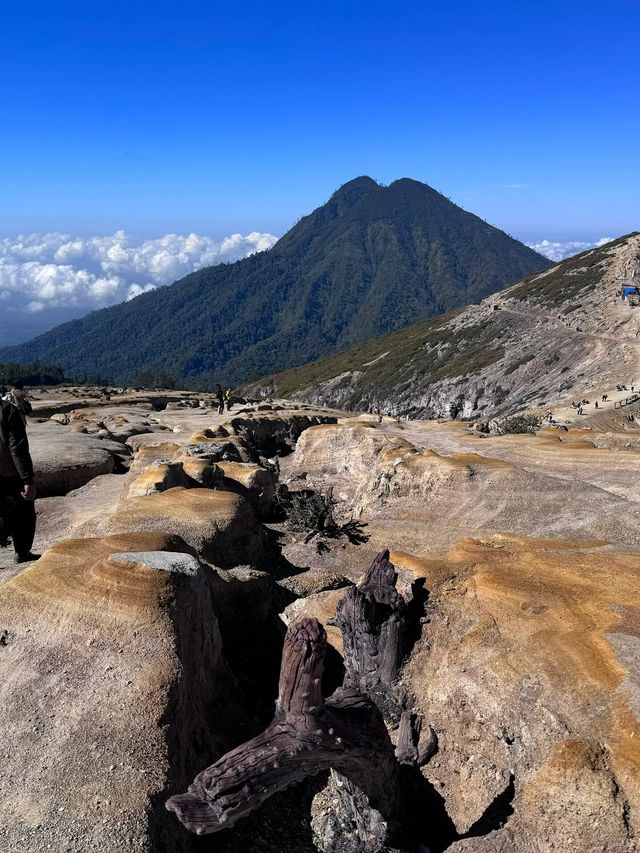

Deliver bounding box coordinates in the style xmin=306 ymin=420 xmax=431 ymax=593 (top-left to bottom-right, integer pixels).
xmin=110 ymin=551 xmax=201 ymax=575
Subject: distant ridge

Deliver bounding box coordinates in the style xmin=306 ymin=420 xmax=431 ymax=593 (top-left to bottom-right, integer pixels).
xmin=0 ymin=177 xmax=551 ymax=386
xmin=243 ymin=233 xmax=640 ymax=420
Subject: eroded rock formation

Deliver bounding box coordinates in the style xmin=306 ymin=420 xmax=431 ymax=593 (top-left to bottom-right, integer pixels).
xmin=2 ymin=392 xmax=640 ymax=853
xmin=0 ymin=534 xmax=245 ymax=853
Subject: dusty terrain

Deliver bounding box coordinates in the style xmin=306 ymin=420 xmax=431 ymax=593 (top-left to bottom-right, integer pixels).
xmin=0 ymin=386 xmax=639 ymax=852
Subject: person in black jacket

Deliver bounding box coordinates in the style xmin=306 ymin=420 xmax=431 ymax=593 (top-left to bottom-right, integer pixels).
xmin=4 ymin=379 xmax=33 ymax=423
xmin=215 ymin=384 xmax=225 ymax=415
xmin=0 ymin=398 xmax=38 ymax=563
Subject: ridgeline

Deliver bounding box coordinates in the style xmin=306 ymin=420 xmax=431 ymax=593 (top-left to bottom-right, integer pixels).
xmin=0 ymin=177 xmax=550 ymax=387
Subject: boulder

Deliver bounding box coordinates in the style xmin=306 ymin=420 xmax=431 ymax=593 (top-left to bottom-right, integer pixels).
xmin=277 ymin=568 xmax=352 ymax=598
xmin=184 ymin=437 xmax=251 ymax=463
xmin=283 ymin=423 xmax=513 ymax=514
xmin=100 ymin=413 xmax=156 ymax=443
xmin=29 ymin=426 xmax=119 ymax=496
xmin=103 ymin=488 xmax=265 ymax=568
xmin=280 ymin=588 xmax=347 ymax=653
xmin=126 ymin=432 xmax=180 ymax=452
xmin=127 ymin=442 xmax=182 ymax=473
xmin=128 ymin=462 xmax=193 ymax=497
xmin=217 ymin=461 xmax=278 ymax=518
xmin=128 ymin=460 xmax=224 ymax=497
xmin=179 ymin=457 xmax=224 ymax=489
xmin=49 ymin=412 xmax=70 ymax=425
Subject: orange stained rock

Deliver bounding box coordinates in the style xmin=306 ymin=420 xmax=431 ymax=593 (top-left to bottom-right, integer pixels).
xmin=388 ymin=550 xmax=452 ymax=584
xmin=496 ymin=430 xmax=598 ymax=451
xmin=187 ymin=424 xmax=238 ymax=442
xmin=137 ymin=440 xmax=181 ymax=454
xmin=180 ymin=458 xmax=217 ymax=482
xmin=427 ymin=534 xmax=640 ymax=796
xmin=111 ymin=486 xmax=247 ymax=525
xmin=521 ymin=737 xmax=618 ymax=804
xmin=282 ymin=589 xmax=347 ymax=654
xmin=217 ymin=461 xmax=267 ymax=485
xmin=402 ymin=449 xmax=513 ymax=471
xmin=2 ymin=533 xmax=190 ymax=618
xmin=188 ymin=428 xmax=222 ymax=444
xmin=128 ymin=463 xmax=186 ymax=496
xmin=131 ymin=442 xmax=181 ymax=465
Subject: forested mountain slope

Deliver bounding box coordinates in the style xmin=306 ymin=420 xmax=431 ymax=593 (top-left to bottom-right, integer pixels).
xmin=243 ymin=233 xmax=640 ymax=420
xmin=0 ymin=177 xmax=550 ymax=386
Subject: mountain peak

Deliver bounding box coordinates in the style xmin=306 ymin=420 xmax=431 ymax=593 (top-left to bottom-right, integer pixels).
xmin=334 ymin=175 xmax=379 ymax=192
xmin=388 ymin=177 xmax=432 ymax=190
xmin=0 ymin=177 xmax=552 ymax=387
xmin=329 ymin=175 xmax=380 ymax=207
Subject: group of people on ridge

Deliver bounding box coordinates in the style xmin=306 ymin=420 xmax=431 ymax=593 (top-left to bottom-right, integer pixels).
xmin=0 ymin=381 xmax=38 ymax=564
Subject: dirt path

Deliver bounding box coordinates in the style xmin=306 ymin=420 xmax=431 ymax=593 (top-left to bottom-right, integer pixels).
xmin=551 ymin=382 xmax=640 ymax=425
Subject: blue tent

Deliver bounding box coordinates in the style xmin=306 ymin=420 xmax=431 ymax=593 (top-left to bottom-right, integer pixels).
xmin=623 ymin=286 xmax=638 ymax=297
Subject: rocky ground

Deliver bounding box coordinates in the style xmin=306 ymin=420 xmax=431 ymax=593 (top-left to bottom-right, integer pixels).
xmin=0 ymin=387 xmax=638 ymax=852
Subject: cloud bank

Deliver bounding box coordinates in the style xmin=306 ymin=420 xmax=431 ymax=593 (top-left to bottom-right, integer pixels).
xmin=526 ymin=237 xmax=613 ymax=262
xmin=0 ymin=230 xmax=617 ymax=344
xmin=0 ymin=230 xmax=278 ymax=343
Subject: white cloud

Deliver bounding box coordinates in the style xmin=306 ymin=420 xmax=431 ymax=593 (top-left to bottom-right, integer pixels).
xmin=526 ymin=237 xmax=613 ymax=262
xmin=0 ymin=229 xmax=278 ymax=339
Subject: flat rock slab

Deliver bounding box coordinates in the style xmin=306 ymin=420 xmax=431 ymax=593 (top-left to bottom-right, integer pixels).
xmin=25 ymin=422 xmax=128 ymax=496
xmin=111 ymin=550 xmax=201 ymax=575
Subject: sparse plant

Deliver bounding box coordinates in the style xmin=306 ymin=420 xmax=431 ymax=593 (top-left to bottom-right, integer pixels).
xmin=284 ymin=488 xmax=369 ymax=548
xmin=286 ymin=489 xmax=340 ymax=539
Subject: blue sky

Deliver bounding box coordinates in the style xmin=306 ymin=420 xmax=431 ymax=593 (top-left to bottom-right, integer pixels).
xmin=1 ymin=0 xmax=638 ymax=240
xmin=0 ymin=1 xmax=638 ymax=343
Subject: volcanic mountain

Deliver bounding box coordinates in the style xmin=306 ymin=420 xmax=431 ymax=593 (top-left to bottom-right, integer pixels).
xmin=0 ymin=176 xmax=550 ymax=386
xmin=243 ymin=232 xmax=640 ymax=421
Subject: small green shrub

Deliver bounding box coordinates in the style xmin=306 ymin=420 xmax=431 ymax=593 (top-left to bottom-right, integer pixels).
xmin=284 ymin=488 xmax=369 ymax=548
xmin=286 ymin=489 xmax=339 ymax=537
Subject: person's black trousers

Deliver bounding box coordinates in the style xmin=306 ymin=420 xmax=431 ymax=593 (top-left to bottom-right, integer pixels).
xmin=0 ymin=475 xmax=36 ymax=556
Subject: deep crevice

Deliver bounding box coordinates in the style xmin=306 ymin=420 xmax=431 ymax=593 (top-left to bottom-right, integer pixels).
xmin=145 ymin=419 xmax=516 ymax=853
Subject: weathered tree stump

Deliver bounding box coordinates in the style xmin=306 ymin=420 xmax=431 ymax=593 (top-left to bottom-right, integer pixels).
xmin=334 ymin=549 xmax=409 ymax=719
xmin=166 ymin=617 xmax=400 ymax=838
xmin=395 ymin=710 xmax=422 ymax=765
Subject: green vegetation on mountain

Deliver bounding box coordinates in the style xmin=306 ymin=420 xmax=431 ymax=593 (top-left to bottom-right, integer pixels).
xmin=0 ymin=177 xmax=550 ymax=386
xmin=508 ymin=235 xmax=632 ymax=305
xmin=242 ymin=309 xmax=506 ymax=403
xmin=242 ymin=233 xmax=638 ymax=419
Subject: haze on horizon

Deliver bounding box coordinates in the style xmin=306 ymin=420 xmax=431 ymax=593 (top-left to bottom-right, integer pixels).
xmin=0 ymin=0 xmax=637 ymax=344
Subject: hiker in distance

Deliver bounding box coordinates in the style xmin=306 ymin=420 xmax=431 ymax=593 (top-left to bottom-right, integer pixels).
xmin=0 ymin=395 xmax=38 ymax=563
xmin=215 ymin=384 xmax=225 ymax=415
xmin=224 ymin=387 xmax=233 ymax=411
